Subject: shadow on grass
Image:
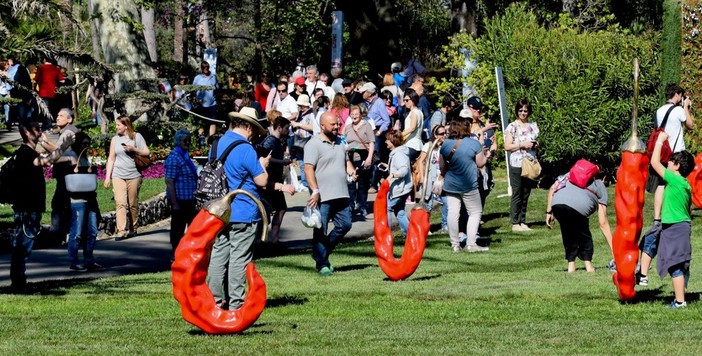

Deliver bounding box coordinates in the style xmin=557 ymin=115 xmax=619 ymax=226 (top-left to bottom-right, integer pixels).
xmin=186 ymin=328 xmax=274 ymax=336
xmin=409 ymin=274 xmax=442 ymax=282
xmin=333 ymin=263 xmax=373 ymax=272
xmin=623 ymin=288 xmax=702 ymax=306
xmin=267 ymin=294 xmax=309 ymax=308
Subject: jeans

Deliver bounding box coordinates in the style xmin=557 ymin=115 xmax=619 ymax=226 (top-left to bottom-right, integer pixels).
xmin=68 ymin=201 xmax=98 ymax=267
xmin=295 ymin=148 xmax=308 ymax=189
xmin=348 ymin=161 xmax=372 ymax=211
xmin=312 ymin=198 xmax=352 ymax=270
xmin=440 ymin=194 xmax=448 ymax=229
xmin=207 ymin=221 xmax=261 ymax=310
xmin=387 ymin=193 xmax=410 ymax=237
xmin=11 ymin=211 xmax=41 ymax=288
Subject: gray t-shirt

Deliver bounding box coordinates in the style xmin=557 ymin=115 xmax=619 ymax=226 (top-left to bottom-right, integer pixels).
xmin=551 ymin=179 xmax=608 ymax=217
xmin=112 ymin=133 xmax=147 ymax=180
xmin=304 ymin=135 xmax=349 ymax=202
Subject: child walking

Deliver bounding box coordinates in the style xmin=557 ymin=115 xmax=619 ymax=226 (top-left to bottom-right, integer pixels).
xmin=649 ymin=132 xmax=695 ymax=308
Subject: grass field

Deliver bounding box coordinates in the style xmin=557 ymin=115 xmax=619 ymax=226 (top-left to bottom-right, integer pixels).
xmin=1 ymin=175 xmax=701 ymax=354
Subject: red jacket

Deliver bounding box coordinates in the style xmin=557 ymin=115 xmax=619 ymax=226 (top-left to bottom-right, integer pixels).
xmin=34 ymin=63 xmax=63 ymax=99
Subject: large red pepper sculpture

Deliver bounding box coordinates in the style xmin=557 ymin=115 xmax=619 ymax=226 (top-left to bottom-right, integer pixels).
xmin=611 ymin=59 xmax=648 ymax=301
xmin=687 ymin=153 xmax=702 ymax=208
xmin=172 ymin=189 xmax=268 ymax=334
xmin=373 ymin=140 xmax=435 ymax=281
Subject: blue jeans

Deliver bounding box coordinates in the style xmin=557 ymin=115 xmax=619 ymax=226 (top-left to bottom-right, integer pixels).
xmin=12 ymin=211 xmax=41 ymax=288
xmin=387 ymin=193 xmax=410 ymax=237
xmin=441 ymin=194 xmax=448 ymax=229
xmin=295 ymin=148 xmax=309 ymax=189
xmin=68 ymin=201 xmax=98 ymax=267
xmin=312 ymin=198 xmax=352 ymax=270
xmin=348 ymin=161 xmax=371 ymax=211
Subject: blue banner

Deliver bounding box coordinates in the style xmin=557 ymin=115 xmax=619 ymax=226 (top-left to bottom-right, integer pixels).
xmin=331 ymin=11 xmax=344 ymax=72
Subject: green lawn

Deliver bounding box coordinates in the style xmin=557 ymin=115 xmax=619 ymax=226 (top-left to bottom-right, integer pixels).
xmin=0 ymin=178 xmax=166 ymax=225
xmin=1 ymin=174 xmax=701 ymax=354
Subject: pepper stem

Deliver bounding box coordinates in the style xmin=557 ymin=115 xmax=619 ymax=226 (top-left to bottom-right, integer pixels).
xmin=205 ymin=189 xmax=270 ymax=242
xmin=622 ymin=58 xmax=646 ymax=153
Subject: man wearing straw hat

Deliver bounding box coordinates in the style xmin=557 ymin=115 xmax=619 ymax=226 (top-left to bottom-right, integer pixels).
xmin=207 ymin=107 xmax=271 ymax=310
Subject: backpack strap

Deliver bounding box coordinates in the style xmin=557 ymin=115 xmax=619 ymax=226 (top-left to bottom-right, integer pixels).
xmin=218 ymin=140 xmax=247 ymax=164
xmin=657 ymin=104 xmax=676 ymax=130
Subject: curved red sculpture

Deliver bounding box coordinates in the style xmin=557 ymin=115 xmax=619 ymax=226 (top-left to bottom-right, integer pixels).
xmin=687 ymin=153 xmax=702 ymax=208
xmin=172 ymin=192 xmax=267 ymax=334
xmin=611 ymin=151 xmax=649 ymax=301
xmin=373 ymin=179 xmax=429 ymax=281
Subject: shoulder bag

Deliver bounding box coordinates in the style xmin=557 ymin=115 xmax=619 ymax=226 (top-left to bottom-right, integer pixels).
xmin=65 ymin=148 xmax=97 ymax=193
xmin=521 ymin=154 xmax=542 ymax=181
xmin=432 ymin=139 xmax=463 ymax=195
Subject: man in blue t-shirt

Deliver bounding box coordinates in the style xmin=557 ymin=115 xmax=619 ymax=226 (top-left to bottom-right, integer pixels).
xmin=206 ymin=107 xmax=270 ymax=310
xmin=192 ymin=61 xmax=219 ymax=136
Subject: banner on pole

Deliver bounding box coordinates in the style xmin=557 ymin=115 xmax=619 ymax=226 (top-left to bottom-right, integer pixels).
xmin=495 ymin=67 xmax=512 ymax=197
xmin=331 ymin=11 xmax=344 ymax=72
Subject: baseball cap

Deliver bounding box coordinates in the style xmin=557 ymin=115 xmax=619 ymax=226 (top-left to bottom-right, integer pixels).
xmin=294 ymin=76 xmax=306 ymax=86
xmin=359 ymin=82 xmax=376 ymax=94
xmin=466 ymin=96 xmax=483 ymax=110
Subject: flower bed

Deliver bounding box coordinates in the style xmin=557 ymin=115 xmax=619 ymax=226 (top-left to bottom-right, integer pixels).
xmin=43 ymin=161 xmax=166 ymax=180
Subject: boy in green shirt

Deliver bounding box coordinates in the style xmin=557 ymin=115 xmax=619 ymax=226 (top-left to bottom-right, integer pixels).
xmin=648 ymin=132 xmax=694 ymax=308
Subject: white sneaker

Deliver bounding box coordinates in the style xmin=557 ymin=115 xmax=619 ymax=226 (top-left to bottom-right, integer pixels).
xmin=465 ymin=244 xmax=489 ymax=253
xmin=452 ymin=246 xmax=462 ymax=253
xmin=520 ymin=223 xmax=533 ymax=231
xmin=512 ymin=224 xmax=526 ymax=232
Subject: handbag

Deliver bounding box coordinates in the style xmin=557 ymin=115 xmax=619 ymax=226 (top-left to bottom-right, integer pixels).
xmin=134 ymin=154 xmax=152 ymax=171
xmin=65 ymin=148 xmax=97 ymax=193
xmin=292 ymin=134 xmax=311 ymax=149
xmin=521 ymin=154 xmax=542 ymax=180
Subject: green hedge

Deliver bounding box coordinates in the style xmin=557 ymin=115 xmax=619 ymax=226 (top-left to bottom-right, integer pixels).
xmin=436 ymin=3 xmax=661 ymax=176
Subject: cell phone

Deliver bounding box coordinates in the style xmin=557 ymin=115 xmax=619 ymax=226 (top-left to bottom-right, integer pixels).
xmin=377 ymin=163 xmax=388 ymax=172
xmin=121 ymin=143 xmax=126 ymax=146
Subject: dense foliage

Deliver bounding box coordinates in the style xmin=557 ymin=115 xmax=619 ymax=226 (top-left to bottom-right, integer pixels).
xmin=681 ymin=0 xmax=702 ymax=154
xmin=437 ymin=3 xmax=661 ymax=175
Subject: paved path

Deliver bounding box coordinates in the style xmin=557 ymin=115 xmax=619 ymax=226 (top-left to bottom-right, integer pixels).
xmin=1 ymin=129 xmax=381 ymax=286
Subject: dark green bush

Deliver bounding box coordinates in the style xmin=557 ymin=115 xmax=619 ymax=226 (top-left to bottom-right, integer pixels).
xmin=437 ymin=3 xmax=661 ymax=176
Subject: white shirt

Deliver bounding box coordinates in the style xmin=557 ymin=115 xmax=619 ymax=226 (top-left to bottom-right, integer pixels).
xmin=656 ymin=103 xmax=687 ymax=152
xmin=278 ymin=95 xmax=299 ymax=119
xmin=305 ymin=80 xmax=326 ymax=97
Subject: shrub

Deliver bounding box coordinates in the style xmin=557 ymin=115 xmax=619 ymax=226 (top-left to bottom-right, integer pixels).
xmin=436 ymin=3 xmax=661 ymax=176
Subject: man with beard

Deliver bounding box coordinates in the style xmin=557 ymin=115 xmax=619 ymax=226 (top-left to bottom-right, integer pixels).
xmin=304 ymin=111 xmax=357 ymax=276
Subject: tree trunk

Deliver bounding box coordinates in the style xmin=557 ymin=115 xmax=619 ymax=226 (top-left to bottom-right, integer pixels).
xmin=90 ymin=0 xmax=154 ymax=103
xmin=197 ymin=1 xmax=212 ymax=55
xmin=142 ymin=6 xmax=158 ymax=63
xmin=88 ymin=0 xmax=103 ymax=61
xmin=174 ymin=0 xmax=185 ymax=63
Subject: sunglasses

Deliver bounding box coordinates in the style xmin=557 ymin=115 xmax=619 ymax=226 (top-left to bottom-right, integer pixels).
xmin=436 ymin=132 xmax=446 ymax=136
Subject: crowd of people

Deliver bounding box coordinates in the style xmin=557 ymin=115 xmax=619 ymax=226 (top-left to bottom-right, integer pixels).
xmin=4 ymin=56 xmax=696 ymax=309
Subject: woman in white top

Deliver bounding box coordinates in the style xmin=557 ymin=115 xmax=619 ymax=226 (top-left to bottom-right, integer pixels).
xmin=103 ymin=115 xmax=151 ymax=240
xmin=504 ymin=98 xmax=539 ymax=232
xmin=401 ymin=88 xmax=424 ymax=163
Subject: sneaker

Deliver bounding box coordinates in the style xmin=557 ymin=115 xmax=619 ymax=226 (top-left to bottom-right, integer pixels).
xmin=636 ymin=273 xmax=648 ymax=287
xmin=512 ymin=224 xmax=526 ymax=232
xmin=458 ymin=233 xmax=467 ymax=247
xmin=318 ymin=266 xmax=333 ymax=276
xmin=520 ymin=223 xmax=533 ymax=231
xmin=114 ymin=235 xmax=128 ymax=241
xmin=670 ymin=300 xmax=687 ymax=309
xmin=465 ymin=244 xmax=489 ymax=253
xmin=608 ymin=259 xmax=617 ymax=272
xmin=358 ymin=208 xmax=368 ymax=217
xmin=452 ymin=246 xmax=462 ymax=253
xmin=127 ymin=230 xmax=137 ymax=238
xmin=86 ymin=263 xmax=103 ymax=271
xmin=69 ymin=264 xmax=85 ymax=271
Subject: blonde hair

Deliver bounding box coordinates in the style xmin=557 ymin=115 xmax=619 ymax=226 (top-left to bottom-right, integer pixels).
xmin=382 ymin=73 xmax=394 ymax=87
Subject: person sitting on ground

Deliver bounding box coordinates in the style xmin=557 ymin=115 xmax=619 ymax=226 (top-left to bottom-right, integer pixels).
xmin=545 ymin=163 xmax=612 ymax=273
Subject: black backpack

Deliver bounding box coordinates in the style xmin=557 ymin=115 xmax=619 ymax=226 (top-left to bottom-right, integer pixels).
xmin=194 ymin=139 xmax=250 ymax=209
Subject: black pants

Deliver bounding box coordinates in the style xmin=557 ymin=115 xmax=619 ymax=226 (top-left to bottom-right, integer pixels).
xmin=552 ymin=204 xmax=594 ymax=262
xmin=170 ymin=199 xmax=198 ymax=255
xmin=509 ymin=166 xmax=533 ymax=225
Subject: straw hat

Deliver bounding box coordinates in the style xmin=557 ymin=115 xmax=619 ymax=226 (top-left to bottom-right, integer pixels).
xmin=296 ymin=94 xmax=312 ymax=107
xmin=228 ymin=107 xmax=265 ymax=135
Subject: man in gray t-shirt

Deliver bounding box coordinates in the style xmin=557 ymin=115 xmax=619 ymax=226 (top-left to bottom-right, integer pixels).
xmin=546 ymin=176 xmax=613 ymax=273
xmin=304 ymin=111 xmax=357 ymax=276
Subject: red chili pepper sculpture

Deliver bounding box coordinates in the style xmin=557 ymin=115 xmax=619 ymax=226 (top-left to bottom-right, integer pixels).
xmin=687 ymin=153 xmax=702 ymax=208
xmin=611 ymin=151 xmax=648 ymax=301
xmin=172 ymin=190 xmax=268 ymax=334
xmin=374 ymin=179 xmax=429 ymax=280
xmin=611 ymin=59 xmax=648 ymax=301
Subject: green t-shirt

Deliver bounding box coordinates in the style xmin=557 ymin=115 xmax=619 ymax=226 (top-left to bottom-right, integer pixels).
xmin=662 ymin=169 xmax=692 ymax=224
